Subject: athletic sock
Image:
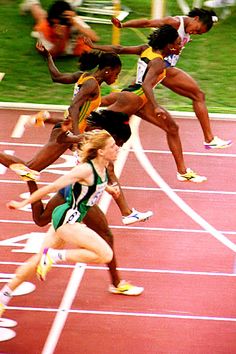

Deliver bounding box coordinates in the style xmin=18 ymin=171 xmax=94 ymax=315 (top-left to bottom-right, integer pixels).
xmin=48 ymin=248 xmax=66 ymax=263
xmin=0 ymin=285 xmax=13 ymax=306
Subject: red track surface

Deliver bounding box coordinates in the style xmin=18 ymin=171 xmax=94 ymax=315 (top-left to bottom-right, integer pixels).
xmin=1 ymin=108 xmax=236 ymax=354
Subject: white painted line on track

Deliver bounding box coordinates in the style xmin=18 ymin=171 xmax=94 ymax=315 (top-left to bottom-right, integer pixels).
xmin=11 ymin=115 xmax=29 ymax=138
xmin=1 ymin=219 xmax=236 ymax=235
xmin=41 ymin=263 xmax=86 ymax=354
xmin=1 ymin=141 xmax=236 ymax=157
xmin=1 ymin=102 xmax=236 ymax=119
xmin=2 ymin=179 xmax=236 ymax=196
xmin=136 ymin=149 xmax=236 ymax=158
xmin=6 ymin=306 xmax=236 ymax=323
xmin=1 ymin=261 xmax=235 ymax=277
xmin=131 ymin=115 xmax=236 ymax=253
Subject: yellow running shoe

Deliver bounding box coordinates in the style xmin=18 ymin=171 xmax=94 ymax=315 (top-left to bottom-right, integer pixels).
xmin=177 ymin=168 xmax=207 ymax=183
xmin=109 ymin=280 xmax=144 ymax=296
xmin=0 ymin=302 xmax=5 ymax=317
xmin=37 ymin=248 xmax=54 ymax=281
xmin=10 ymin=163 xmax=40 ymax=182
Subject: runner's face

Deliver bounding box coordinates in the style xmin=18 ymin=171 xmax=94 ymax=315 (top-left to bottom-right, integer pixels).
xmin=105 ymin=66 xmax=121 ymax=85
xmin=102 ymin=137 xmax=119 ymax=161
xmin=186 ymin=18 xmax=208 ymax=35
xmin=169 ymin=36 xmax=182 ymax=55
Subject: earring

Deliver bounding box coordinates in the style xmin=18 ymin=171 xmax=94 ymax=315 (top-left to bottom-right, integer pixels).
xmin=105 ymin=71 xmax=109 ymax=74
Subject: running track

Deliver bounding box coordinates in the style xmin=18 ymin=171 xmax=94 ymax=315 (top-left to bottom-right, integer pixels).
xmin=1 ymin=106 xmax=236 ymax=354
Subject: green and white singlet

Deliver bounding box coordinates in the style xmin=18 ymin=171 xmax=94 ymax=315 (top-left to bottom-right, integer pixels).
xmin=52 ymin=161 xmax=108 ymax=230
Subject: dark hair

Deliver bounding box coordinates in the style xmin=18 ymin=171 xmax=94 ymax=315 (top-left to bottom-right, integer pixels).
xmin=188 ymin=8 xmax=217 ymax=31
xmin=86 ymin=110 xmax=131 ymax=144
xmin=78 ymin=51 xmax=122 ymax=71
xmin=47 ymin=0 xmax=72 ymax=26
xmin=148 ymin=25 xmax=179 ymax=50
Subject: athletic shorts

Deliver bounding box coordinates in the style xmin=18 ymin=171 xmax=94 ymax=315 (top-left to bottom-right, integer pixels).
xmin=122 ymin=84 xmax=148 ymax=106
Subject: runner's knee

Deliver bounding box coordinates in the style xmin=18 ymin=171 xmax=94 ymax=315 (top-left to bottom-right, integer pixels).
xmin=98 ymin=246 xmax=113 ymax=264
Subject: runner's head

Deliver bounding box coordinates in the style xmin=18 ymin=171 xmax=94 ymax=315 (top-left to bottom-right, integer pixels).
xmin=186 ymin=8 xmax=218 ymax=34
xmin=78 ymin=51 xmax=122 ymax=85
xmin=86 ymin=110 xmax=131 ymax=147
xmin=148 ymin=25 xmax=181 ymax=56
xmin=80 ymin=129 xmax=118 ymax=163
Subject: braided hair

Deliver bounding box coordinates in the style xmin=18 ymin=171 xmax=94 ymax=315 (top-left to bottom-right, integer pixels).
xmin=86 ymin=110 xmax=131 ymax=146
xmin=188 ymin=8 xmax=218 ymax=31
xmin=78 ymin=51 xmax=122 ymax=71
xmin=148 ymin=25 xmax=179 ymax=51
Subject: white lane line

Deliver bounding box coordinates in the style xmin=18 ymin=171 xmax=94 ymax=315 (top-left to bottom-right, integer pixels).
xmin=122 ymin=186 xmax=236 ymax=195
xmin=41 ymin=263 xmax=86 ymax=354
xmin=131 ymin=115 xmax=236 ymax=253
xmin=0 ymin=141 xmax=43 ymax=147
xmin=1 ymin=141 xmax=236 ymax=157
xmin=11 ymin=115 xmax=30 ymax=138
xmin=1 ymin=261 xmax=235 ymax=277
xmin=1 ymin=219 xmax=236 ymax=235
xmin=2 ymin=178 xmax=236 ymax=196
xmin=132 ymin=149 xmax=236 ymax=158
xmin=1 ymin=103 xmax=236 ymax=119
xmin=6 ymin=306 xmax=236 ymax=323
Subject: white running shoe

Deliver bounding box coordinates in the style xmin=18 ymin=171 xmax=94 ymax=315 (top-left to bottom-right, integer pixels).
xmin=204 ymin=136 xmax=232 ymax=149
xmin=109 ymin=280 xmax=144 ymax=296
xmin=25 ymin=110 xmax=50 ymax=128
xmin=177 ymin=168 xmax=207 ymax=183
xmin=122 ymin=208 xmax=153 ymax=225
xmin=204 ymin=0 xmax=235 ymax=7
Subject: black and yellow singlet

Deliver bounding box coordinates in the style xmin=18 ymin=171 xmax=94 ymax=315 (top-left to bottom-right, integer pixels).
xmin=72 ymin=73 xmax=101 ymax=133
xmin=122 ymin=47 xmax=166 ymax=106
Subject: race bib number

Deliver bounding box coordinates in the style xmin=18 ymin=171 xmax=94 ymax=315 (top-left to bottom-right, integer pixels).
xmin=136 ymin=60 xmax=147 ymax=84
xmin=86 ymin=182 xmax=107 ymax=207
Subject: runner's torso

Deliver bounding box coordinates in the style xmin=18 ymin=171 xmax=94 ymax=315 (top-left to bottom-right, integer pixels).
xmin=136 ymin=47 xmax=166 ymax=86
xmin=52 ymin=161 xmax=108 ymax=229
xmin=164 ymin=16 xmax=190 ymax=67
xmin=73 ymin=74 xmax=101 ymax=133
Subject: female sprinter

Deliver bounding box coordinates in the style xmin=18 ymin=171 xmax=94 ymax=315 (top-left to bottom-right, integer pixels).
xmin=112 ymin=7 xmax=232 ymax=149
xmin=0 ymin=130 xmax=126 ymax=316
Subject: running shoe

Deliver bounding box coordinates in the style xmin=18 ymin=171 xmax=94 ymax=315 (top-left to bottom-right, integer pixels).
xmin=37 ymin=248 xmax=54 ymax=281
xmin=9 ymin=163 xmax=40 ymax=182
xmin=109 ymin=280 xmax=144 ymax=296
xmin=122 ymin=208 xmax=153 ymax=225
xmin=177 ymin=168 xmax=207 ymax=183
xmin=204 ymin=136 xmax=232 ymax=149
xmin=0 ymin=302 xmax=5 ymax=317
xmin=204 ymin=0 xmax=235 ymax=7
xmin=25 ymin=110 xmax=50 ymax=128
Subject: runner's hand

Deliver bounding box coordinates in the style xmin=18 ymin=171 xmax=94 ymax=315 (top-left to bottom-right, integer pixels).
xmin=111 ymin=17 xmax=122 ymax=28
xmin=36 ymin=41 xmax=50 ymax=58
